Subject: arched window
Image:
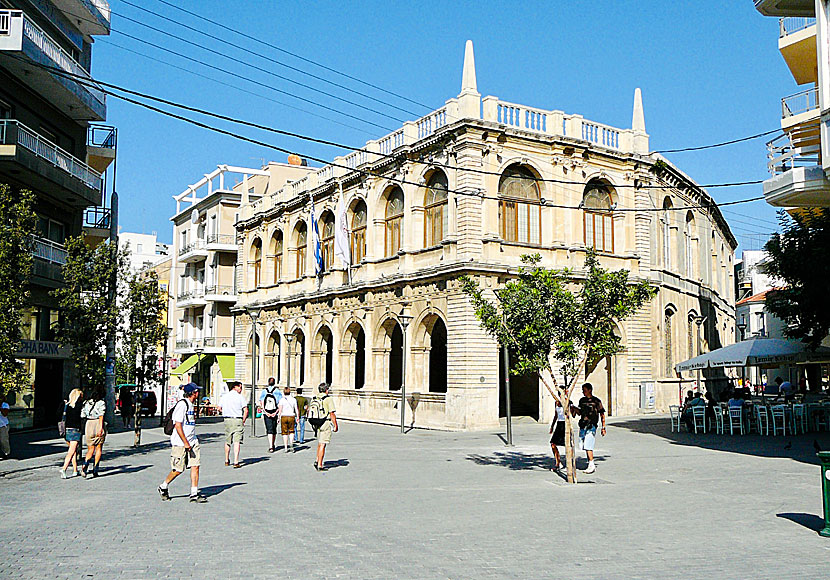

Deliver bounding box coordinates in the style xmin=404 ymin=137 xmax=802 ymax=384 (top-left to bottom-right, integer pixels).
xmin=269 ymin=231 xmax=283 ymax=283
xmin=385 ymin=187 xmax=404 ymax=257
xmin=320 ymin=212 xmax=335 ymax=271
xmin=498 ymin=165 xmax=540 ymax=244
xmin=389 ymin=322 xmax=403 ymax=390
xmin=684 ymin=212 xmax=695 ymax=279
xmin=247 ymin=330 xmax=261 ymax=385
xmin=250 ymin=238 xmax=262 ymax=288
xmin=583 ymin=182 xmax=614 ymax=252
xmin=292 ymin=329 xmax=306 ymax=386
xmin=662 ymin=197 xmax=673 ymax=270
xmin=429 ymin=318 xmax=447 ymax=393
xmin=350 ymin=200 xmax=367 ymax=263
xmin=295 ymin=223 xmax=307 ymax=278
xmin=687 ymin=312 xmax=698 ymax=359
xmin=424 ymin=172 xmax=448 ymax=247
xmin=664 ymin=307 xmax=675 ymax=376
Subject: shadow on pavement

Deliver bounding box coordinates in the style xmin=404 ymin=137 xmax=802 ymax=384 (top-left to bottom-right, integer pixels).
xmin=96 ymin=464 xmax=152 ymax=478
xmin=612 ymin=416 xmax=830 ymax=466
xmin=239 ymin=456 xmax=269 ymax=467
xmin=200 ymin=482 xmax=246 ymax=497
xmin=324 ymin=459 xmax=349 ymax=469
xmin=777 ymin=512 xmax=826 ymax=533
xmin=466 ymin=452 xmax=553 ymax=471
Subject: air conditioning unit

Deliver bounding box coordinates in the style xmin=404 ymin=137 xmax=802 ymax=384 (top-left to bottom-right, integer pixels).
xmin=221 ymin=342 xmax=230 ymax=348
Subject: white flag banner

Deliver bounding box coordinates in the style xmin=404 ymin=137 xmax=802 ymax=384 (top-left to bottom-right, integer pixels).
xmin=334 ymin=182 xmax=351 ymax=268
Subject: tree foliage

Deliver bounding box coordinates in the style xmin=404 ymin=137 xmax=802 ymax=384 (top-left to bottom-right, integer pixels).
xmin=764 ymin=209 xmax=830 ymax=350
xmin=461 ymin=251 xmax=655 ymax=482
xmin=52 ymin=236 xmax=127 ymax=390
xmin=121 ymin=270 xmax=168 ymax=390
xmin=0 ymin=184 xmax=37 ymax=398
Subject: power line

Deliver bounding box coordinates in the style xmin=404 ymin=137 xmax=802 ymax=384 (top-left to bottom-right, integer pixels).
xmin=150 ymin=0 xmax=433 ymax=113
xmin=118 ymin=0 xmax=422 ymax=119
xmin=653 ymin=128 xmax=781 ymax=154
xmin=721 ymin=208 xmax=779 ymax=228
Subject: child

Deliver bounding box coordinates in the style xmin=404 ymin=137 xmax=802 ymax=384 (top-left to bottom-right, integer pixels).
xmin=549 ymin=399 xmax=566 ymax=472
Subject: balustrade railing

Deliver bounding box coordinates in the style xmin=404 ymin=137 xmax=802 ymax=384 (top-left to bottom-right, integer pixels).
xmin=379 ymin=129 xmax=404 ymax=155
xmin=779 ymin=17 xmax=816 ymax=37
xmin=31 ymin=236 xmax=67 ymax=264
xmin=496 ymin=102 xmax=548 ymax=133
xmin=767 ymin=132 xmax=820 ymax=174
xmin=203 ymin=336 xmax=234 ymax=347
xmin=416 ymin=107 xmax=448 ymax=139
xmin=178 ymin=239 xmax=206 ymax=256
xmin=782 ymin=87 xmax=819 ymax=119
xmin=204 ymin=285 xmax=235 ymax=296
xmin=582 ymin=121 xmax=620 ymax=150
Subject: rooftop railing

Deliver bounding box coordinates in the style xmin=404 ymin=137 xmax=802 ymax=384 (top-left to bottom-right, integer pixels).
xmin=779 ymin=17 xmax=816 ymax=37
xmin=781 ymin=87 xmax=819 ymax=119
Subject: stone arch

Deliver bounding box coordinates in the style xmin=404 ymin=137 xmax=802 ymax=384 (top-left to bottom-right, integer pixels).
xmin=374 ymin=315 xmax=403 ymax=391
xmin=265 ymin=329 xmax=281 ymax=383
xmin=498 ymin=162 xmax=541 ymax=244
xmin=349 ymin=197 xmax=368 ymax=264
xmin=422 ymin=169 xmax=449 ymax=248
xmin=582 ymin=178 xmax=616 ymax=253
xmin=313 ymin=324 xmax=334 ymax=386
xmin=381 ymin=184 xmax=405 ymax=257
xmin=291 ymin=219 xmax=308 ymax=279
xmin=248 ymin=237 xmax=262 ymax=289
xmin=268 ymin=229 xmax=283 ymax=284
xmin=340 ymin=319 xmax=366 ymax=389
xmin=288 ymin=326 xmax=306 ymax=387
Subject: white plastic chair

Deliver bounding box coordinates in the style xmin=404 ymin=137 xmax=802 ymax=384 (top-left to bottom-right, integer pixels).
xmin=691 ymin=406 xmax=707 ymax=434
xmin=669 ymin=405 xmax=682 ymax=432
xmin=728 ymin=407 xmax=745 ymax=435
xmin=792 ymin=404 xmax=807 ymax=435
xmin=755 ymin=405 xmax=770 ymax=436
xmin=771 ymin=405 xmax=787 ymax=436
xmin=712 ymin=404 xmax=725 ymax=434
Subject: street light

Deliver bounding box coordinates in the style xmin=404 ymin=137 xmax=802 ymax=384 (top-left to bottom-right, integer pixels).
xmin=246 ymin=306 xmax=262 ymax=437
xmin=194 ymin=346 xmax=204 ymax=419
xmin=398 ymin=307 xmax=413 ymax=434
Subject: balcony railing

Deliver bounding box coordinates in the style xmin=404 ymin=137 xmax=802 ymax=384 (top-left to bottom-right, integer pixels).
xmin=782 ymin=87 xmax=819 ymax=119
xmin=178 ymin=239 xmax=206 ymax=256
xmin=206 ymin=233 xmax=235 ymax=245
xmin=203 ymin=336 xmax=234 ymax=348
xmin=83 ymin=206 xmax=111 ymax=229
xmin=177 ymin=288 xmax=206 ymax=300
xmin=204 ymin=285 xmax=236 ymax=296
xmin=32 ymin=236 xmax=67 ymax=264
xmin=89 ymin=0 xmax=111 ymax=23
xmin=0 ymin=120 xmax=103 ymax=191
xmin=780 ymin=17 xmax=816 ymax=37
xmin=88 ymin=125 xmax=116 ymax=148
xmin=767 ymin=132 xmax=819 ymax=175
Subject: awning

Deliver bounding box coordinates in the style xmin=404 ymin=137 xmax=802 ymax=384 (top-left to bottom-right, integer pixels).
xmin=170 ymin=355 xmax=199 ymax=376
xmin=676 ymin=338 xmax=830 ymax=373
xmin=216 ymin=355 xmax=235 ymax=381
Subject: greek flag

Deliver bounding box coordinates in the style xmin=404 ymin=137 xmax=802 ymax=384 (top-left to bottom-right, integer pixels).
xmin=311 ymin=198 xmax=324 ymax=275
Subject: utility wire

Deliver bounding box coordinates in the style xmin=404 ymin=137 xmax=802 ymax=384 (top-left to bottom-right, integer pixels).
xmin=150 ymin=0 xmax=433 ymax=112
xmin=652 ymin=128 xmax=781 ymax=153
xmin=119 ymin=0 xmax=422 ymax=119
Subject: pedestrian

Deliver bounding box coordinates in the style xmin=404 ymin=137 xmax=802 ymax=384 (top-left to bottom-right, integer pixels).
xmin=295 ymin=388 xmax=308 ymax=444
xmin=158 ymin=383 xmax=206 ymax=503
xmin=219 ymin=381 xmax=248 ymax=468
xmin=0 ymin=401 xmax=10 ymax=460
xmin=549 ymin=399 xmax=566 ymax=472
xmin=259 ymin=377 xmax=281 ymax=453
xmin=59 ymin=389 xmax=84 ymax=478
xmin=80 ymin=386 xmax=107 ymax=478
xmin=569 ymin=383 xmax=606 ymax=474
xmin=312 ymin=383 xmax=337 ymax=471
xmin=277 ymin=386 xmax=299 ymax=453
xmin=118 ymin=385 xmax=134 ymax=428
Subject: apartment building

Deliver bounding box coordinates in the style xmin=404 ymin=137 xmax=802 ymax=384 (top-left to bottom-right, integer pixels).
xmin=234 ymin=42 xmax=737 ymax=430
xmin=756 ymin=0 xmax=830 ymax=207
xmin=0 ymin=0 xmax=114 ymax=428
xmin=119 ymin=231 xmax=169 ymax=274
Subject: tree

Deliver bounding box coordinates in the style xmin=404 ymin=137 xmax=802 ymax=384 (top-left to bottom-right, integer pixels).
xmin=121 ymin=270 xmax=168 ymax=446
xmin=0 ymin=184 xmax=37 ymax=400
xmin=764 ymin=209 xmax=830 ymax=350
xmin=461 ymin=251 xmax=655 ymax=483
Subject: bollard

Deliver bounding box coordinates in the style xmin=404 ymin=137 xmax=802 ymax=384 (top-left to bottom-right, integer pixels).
xmin=819 ymin=451 xmax=830 ymax=537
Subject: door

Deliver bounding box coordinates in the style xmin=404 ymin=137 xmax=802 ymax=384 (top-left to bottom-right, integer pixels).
xmin=33 ymin=359 xmax=63 ymax=428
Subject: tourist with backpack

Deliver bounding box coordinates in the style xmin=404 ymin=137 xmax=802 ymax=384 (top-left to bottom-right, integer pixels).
xmin=277 ymin=387 xmax=299 ymax=453
xmin=259 ymin=377 xmax=282 ymax=453
xmin=158 ymin=383 xmax=206 ymax=503
xmin=569 ymin=383 xmax=606 ymax=474
xmin=309 ymin=383 xmax=337 ymax=471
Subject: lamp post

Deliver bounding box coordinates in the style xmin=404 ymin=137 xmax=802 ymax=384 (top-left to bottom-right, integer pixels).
xmin=285 ymin=333 xmax=295 ymax=391
xmin=246 ymin=307 xmax=261 ymax=437
xmin=399 ymin=308 xmax=413 ymax=434
xmin=159 ymin=328 xmax=171 ymax=427
xmin=194 ymin=346 xmax=204 ymax=419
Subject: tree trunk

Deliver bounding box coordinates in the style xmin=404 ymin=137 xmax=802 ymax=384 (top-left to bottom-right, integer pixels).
xmin=133 ymin=366 xmax=142 ymax=447
xmin=563 ymin=399 xmax=577 ymax=483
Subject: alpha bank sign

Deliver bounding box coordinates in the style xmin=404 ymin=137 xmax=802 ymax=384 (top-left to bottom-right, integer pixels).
xmin=15 ymin=340 xmax=71 ymax=359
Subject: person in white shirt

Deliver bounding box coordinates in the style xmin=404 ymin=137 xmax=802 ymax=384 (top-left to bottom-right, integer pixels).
xmin=277 ymin=387 xmax=299 ymax=453
xmin=158 ymin=383 xmax=206 ymax=503
xmin=219 ymin=381 xmax=249 ymax=467
xmin=0 ymin=402 xmax=11 ymax=459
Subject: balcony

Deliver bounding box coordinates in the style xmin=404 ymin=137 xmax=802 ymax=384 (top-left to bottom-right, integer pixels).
xmin=779 ymin=17 xmax=817 ymax=85
xmin=781 ymin=87 xmax=819 ymax=136
xmin=31 ymin=236 xmax=66 ymax=284
xmin=81 ymin=205 xmax=111 ymax=247
xmin=0 ymin=10 xmax=106 ymax=121
xmin=0 ymin=120 xmax=103 ymax=206
xmin=204 ymin=284 xmax=237 ymax=302
xmin=755 ymin=0 xmax=815 ymax=17
xmin=764 ymin=133 xmax=829 ymax=206
xmin=206 ymin=233 xmax=237 ymax=252
xmin=203 ymin=336 xmax=234 ymax=350
xmin=87 ymin=125 xmax=116 ymax=173
xmin=178 ymin=239 xmax=208 ymax=263
xmin=176 ymin=288 xmax=206 ymax=308
xmin=52 ymin=0 xmax=111 ymax=36
xmin=175 ymin=337 xmax=234 ymax=354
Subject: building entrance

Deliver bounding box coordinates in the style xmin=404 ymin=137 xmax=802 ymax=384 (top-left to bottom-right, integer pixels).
xmin=33 ymin=359 xmax=63 ymax=427
xmin=499 ymin=348 xmax=539 ymax=420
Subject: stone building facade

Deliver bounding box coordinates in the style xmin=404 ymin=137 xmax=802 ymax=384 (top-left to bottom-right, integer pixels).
xmin=234 ymin=42 xmax=737 ymax=430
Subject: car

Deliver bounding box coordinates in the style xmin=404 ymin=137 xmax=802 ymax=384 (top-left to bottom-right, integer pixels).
xmin=138 ymin=391 xmax=157 ymax=417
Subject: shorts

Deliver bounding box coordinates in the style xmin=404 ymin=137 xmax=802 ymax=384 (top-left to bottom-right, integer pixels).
xmin=65 ymin=428 xmax=82 ymax=443
xmin=281 ymin=416 xmax=296 ymax=435
xmin=264 ymin=415 xmax=279 ymax=435
xmin=579 ymin=425 xmax=597 ymax=451
xmin=224 ymin=418 xmax=244 ymax=445
xmin=318 ymin=422 xmax=333 ymax=445
xmin=84 ymin=420 xmax=106 ymax=446
xmin=171 ymin=444 xmax=201 ymax=472
xmin=550 ymin=422 xmax=565 ymax=446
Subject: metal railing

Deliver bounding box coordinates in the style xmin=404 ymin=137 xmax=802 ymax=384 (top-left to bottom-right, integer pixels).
xmin=782 ymin=87 xmax=819 ymax=119
xmin=203 ymin=336 xmax=234 ymax=348
xmin=780 ymin=17 xmax=816 ymax=38
xmin=766 ymin=132 xmax=820 ymax=174
xmin=178 ymin=239 xmax=206 ymax=256
xmin=177 ymin=287 xmax=206 ymax=300
xmin=31 ymin=236 xmax=67 ymax=264
xmin=0 ymin=10 xmax=10 ymax=34
xmin=83 ymin=206 xmax=111 ymax=229
xmin=206 ymin=233 xmax=235 ymax=245
xmin=88 ymin=125 xmax=116 ymax=148
xmin=0 ymin=120 xmax=103 ymax=191
xmin=204 ymin=285 xmax=236 ymax=296
xmin=89 ymin=0 xmax=111 ymax=23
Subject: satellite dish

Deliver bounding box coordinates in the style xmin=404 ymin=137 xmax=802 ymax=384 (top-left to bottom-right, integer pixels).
xmin=190 ymin=209 xmax=200 ymax=224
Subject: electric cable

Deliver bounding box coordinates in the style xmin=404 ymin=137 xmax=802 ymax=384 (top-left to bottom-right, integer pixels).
xmin=653 ymin=128 xmax=782 ymax=154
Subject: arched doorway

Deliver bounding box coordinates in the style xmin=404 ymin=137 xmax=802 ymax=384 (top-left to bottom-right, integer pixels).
xmin=342 ymin=322 xmax=365 ymax=389
xmin=355 ymin=328 xmax=365 ymax=389
xmin=292 ymin=329 xmax=305 ymax=387
xmin=499 ymin=347 xmax=539 ymax=420
xmin=428 ymin=318 xmax=447 ymax=393
xmin=266 ymin=331 xmax=280 ymax=383
xmin=389 ymin=322 xmax=403 ymax=391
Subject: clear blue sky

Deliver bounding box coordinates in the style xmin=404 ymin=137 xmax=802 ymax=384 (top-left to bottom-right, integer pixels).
xmin=96 ymin=1 xmax=792 ymax=251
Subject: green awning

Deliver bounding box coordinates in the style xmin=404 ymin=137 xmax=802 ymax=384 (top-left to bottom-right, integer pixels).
xmin=216 ymin=355 xmax=235 ymax=381
xmin=170 ymin=355 xmax=199 ymax=376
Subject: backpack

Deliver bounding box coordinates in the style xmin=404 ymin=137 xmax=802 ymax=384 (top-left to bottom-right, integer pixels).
xmin=163 ymin=400 xmax=187 ymax=436
xmin=263 ymin=387 xmax=279 ymax=413
xmin=307 ymin=395 xmax=329 ymax=429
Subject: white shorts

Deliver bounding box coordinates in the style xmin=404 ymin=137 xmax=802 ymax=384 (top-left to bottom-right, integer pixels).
xmin=579 ymin=426 xmax=597 ymax=451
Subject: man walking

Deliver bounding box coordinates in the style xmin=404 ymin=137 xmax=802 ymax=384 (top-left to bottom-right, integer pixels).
xmin=158 ymin=383 xmax=206 ymax=503
xmin=295 ymin=388 xmax=308 ymax=444
xmin=277 ymin=387 xmax=299 ymax=452
xmin=569 ymin=383 xmax=606 ymax=474
xmin=219 ymin=381 xmax=248 ymax=468
xmin=0 ymin=402 xmax=10 ymax=459
xmin=314 ymin=383 xmax=338 ymax=471
xmin=259 ymin=377 xmax=281 ymax=453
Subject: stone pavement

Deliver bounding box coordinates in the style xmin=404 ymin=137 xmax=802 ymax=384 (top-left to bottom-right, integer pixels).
xmin=1 ymin=415 xmax=829 ymax=579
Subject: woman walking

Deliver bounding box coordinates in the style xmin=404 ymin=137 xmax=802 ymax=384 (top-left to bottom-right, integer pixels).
xmin=80 ymin=386 xmax=107 ymax=478
xmin=59 ymin=389 xmax=84 ymax=478
xmin=549 ymin=399 xmax=566 ymax=472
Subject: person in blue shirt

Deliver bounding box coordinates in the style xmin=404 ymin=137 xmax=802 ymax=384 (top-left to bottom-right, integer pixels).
xmin=259 ymin=377 xmax=282 ymax=453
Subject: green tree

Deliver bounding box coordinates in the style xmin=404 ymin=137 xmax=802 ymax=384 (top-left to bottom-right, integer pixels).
xmin=764 ymin=209 xmax=830 ymax=350
xmin=0 ymin=184 xmax=37 ymax=400
xmin=121 ymin=270 xmax=168 ymax=445
xmin=461 ymin=251 xmax=655 ymax=483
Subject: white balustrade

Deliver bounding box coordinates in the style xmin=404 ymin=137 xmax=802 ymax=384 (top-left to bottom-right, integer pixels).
xmin=379 ymin=129 xmax=404 ymax=155
xmin=582 ymin=121 xmax=620 ymax=150
xmin=416 ymin=107 xmax=448 ymax=139
xmin=495 ymin=101 xmax=549 ymax=133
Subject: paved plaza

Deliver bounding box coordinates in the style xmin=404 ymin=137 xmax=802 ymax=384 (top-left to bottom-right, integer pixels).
xmin=1 ymin=415 xmax=829 ymax=579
